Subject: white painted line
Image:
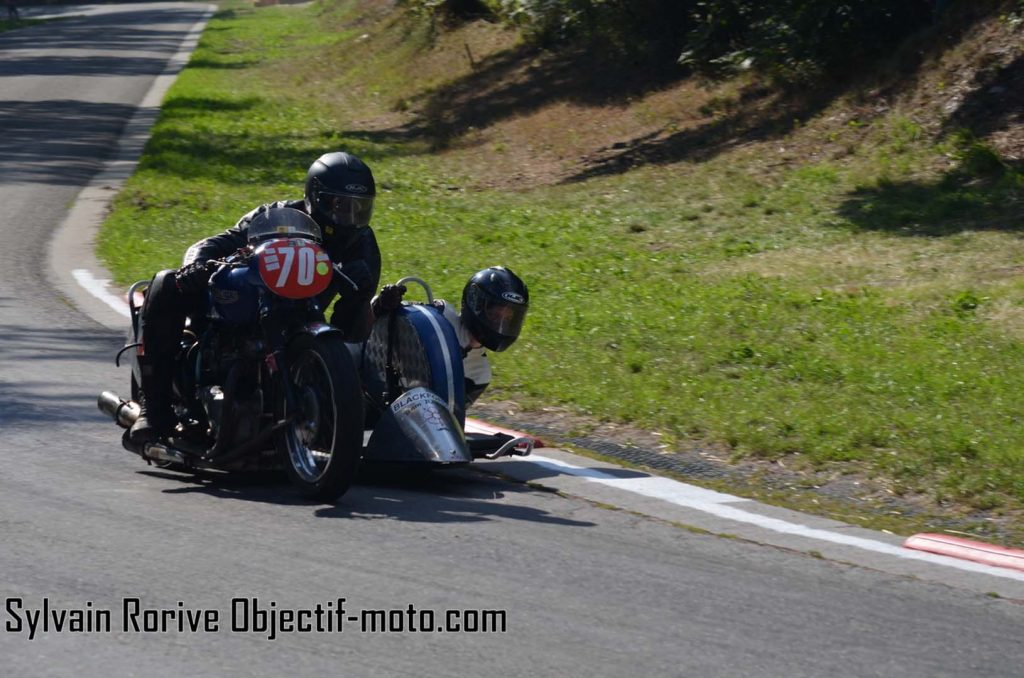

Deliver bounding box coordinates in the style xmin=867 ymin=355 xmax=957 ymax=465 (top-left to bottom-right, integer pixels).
xmin=528 ymin=454 xmax=745 ymax=506
xmin=72 ymin=269 xmax=131 ymax=318
xmin=528 ymin=454 xmax=1024 ymax=583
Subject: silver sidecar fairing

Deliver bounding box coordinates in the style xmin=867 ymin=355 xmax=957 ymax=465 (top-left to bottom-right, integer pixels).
xmin=360 ymin=303 xmax=473 ymax=464
xmin=364 ymin=387 xmax=471 ymax=464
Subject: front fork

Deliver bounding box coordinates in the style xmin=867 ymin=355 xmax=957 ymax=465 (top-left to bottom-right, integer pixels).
xmin=263 ymin=321 xmax=341 ymax=428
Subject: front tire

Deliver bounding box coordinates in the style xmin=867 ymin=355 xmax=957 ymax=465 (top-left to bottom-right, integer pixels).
xmin=275 ymin=333 xmax=364 ymax=502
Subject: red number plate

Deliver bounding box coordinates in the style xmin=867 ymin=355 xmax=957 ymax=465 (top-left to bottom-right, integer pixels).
xmin=256 ymin=238 xmax=333 ymax=299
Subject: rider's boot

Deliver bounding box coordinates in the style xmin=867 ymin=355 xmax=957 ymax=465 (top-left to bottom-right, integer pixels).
xmin=129 ymin=359 xmax=175 ymax=444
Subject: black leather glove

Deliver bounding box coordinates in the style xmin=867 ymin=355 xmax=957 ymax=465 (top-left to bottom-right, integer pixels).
xmin=371 ymin=284 xmax=407 ymax=317
xmin=175 ymin=261 xmax=214 ymax=294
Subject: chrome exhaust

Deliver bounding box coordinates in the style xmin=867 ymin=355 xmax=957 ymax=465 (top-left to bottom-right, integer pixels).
xmin=142 ymin=442 xmax=187 ymax=465
xmin=98 ymin=391 xmax=140 ymax=429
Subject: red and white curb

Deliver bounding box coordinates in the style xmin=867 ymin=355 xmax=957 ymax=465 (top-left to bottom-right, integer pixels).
xmin=477 ymin=424 xmax=1024 ymax=583
xmin=465 ymin=418 xmax=545 ymax=448
xmin=905 ymin=533 xmax=1024 ymax=573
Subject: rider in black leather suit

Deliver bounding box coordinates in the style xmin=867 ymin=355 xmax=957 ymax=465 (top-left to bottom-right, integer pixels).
xmin=129 ymin=151 xmax=402 ymax=444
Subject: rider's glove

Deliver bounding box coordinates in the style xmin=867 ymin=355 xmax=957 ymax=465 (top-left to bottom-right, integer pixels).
xmin=175 ymin=261 xmax=214 ymax=294
xmin=371 ymin=284 xmax=407 ymax=317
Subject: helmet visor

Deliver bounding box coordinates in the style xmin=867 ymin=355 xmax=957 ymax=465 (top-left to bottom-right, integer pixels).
xmin=318 ymin=192 xmax=374 ymax=228
xmin=468 ymin=293 xmax=527 ymax=347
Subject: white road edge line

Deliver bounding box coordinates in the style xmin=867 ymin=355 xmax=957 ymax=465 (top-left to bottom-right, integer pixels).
xmin=72 ymin=269 xmax=131 ymax=318
xmin=527 ymin=454 xmax=1024 ymax=583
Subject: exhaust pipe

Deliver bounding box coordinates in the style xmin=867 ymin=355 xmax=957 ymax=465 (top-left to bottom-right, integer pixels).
xmin=142 ymin=442 xmax=188 ymax=465
xmin=98 ymin=391 xmax=140 ymax=429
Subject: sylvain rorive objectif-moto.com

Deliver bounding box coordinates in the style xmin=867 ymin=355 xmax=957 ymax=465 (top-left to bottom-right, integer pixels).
xmin=4 ymin=596 xmax=508 ymax=640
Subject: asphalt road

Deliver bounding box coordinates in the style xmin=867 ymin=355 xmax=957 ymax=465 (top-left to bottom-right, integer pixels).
xmin=1 ymin=5 xmax=1022 ymax=677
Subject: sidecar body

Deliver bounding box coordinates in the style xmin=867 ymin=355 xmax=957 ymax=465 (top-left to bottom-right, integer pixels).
xmin=356 ymin=300 xmax=533 ymax=465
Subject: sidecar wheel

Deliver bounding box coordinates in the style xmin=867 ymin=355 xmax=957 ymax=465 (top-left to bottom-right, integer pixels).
xmin=275 ymin=334 xmax=363 ymax=502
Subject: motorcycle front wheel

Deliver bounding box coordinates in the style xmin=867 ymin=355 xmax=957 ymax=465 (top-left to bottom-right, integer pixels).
xmin=275 ymin=333 xmax=364 ymax=502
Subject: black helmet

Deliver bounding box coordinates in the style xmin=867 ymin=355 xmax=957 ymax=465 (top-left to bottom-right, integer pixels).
xmin=461 ymin=267 xmax=529 ymax=352
xmin=304 ymin=151 xmax=376 ymax=244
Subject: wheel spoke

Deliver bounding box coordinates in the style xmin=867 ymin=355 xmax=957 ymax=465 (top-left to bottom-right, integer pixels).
xmin=284 ymin=348 xmax=337 ymax=483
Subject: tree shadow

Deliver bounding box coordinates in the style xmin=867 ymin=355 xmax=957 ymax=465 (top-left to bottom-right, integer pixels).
xmin=379 ymin=38 xmax=846 ymax=179
xmin=159 ymin=96 xmax=261 ymax=117
xmin=389 ymin=43 xmax=688 ymax=148
xmin=183 ymin=58 xmax=260 ymax=71
xmin=836 ymin=169 xmax=1024 ymax=237
xmin=0 ymin=99 xmax=141 ymax=186
xmin=0 ymin=4 xmax=219 ymax=187
xmin=943 ymin=53 xmax=1024 ymax=142
xmin=137 ymin=123 xmax=423 ymax=186
xmin=0 ymin=6 xmax=210 ymax=60
xmin=555 ymin=7 xmax=1012 ymax=185
xmin=0 ymin=380 xmax=113 ymax=425
xmin=368 ymin=3 xmax=1008 ymax=182
xmin=0 ymin=323 xmax=123 ymax=426
xmin=364 ymin=38 xmax=852 ymax=183
xmin=561 ymin=85 xmax=834 ymax=184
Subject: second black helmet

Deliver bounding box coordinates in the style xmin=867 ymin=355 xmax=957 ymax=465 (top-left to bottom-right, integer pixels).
xmin=461 ymin=267 xmax=529 ymax=352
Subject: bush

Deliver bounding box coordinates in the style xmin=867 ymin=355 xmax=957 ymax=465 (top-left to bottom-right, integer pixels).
xmin=680 ymin=1 xmax=936 ymax=81
xmin=399 ymin=0 xmax=494 ymax=22
xmin=405 ymin=1 xmax=996 ymax=82
xmin=481 ymin=0 xmax=690 ymax=64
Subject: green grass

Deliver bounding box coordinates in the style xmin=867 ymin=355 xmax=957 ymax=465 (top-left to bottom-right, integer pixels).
xmin=98 ymin=0 xmax=1024 ymax=517
xmin=0 ymin=17 xmax=52 ymax=31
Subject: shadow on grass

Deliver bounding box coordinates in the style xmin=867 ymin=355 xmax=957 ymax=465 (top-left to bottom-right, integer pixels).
xmin=555 ymin=6 xmax=1007 ymax=185
xmin=139 ymin=119 xmax=427 ymax=185
xmin=837 ymin=168 xmax=1024 ymax=237
xmin=160 ymin=96 xmax=262 ymax=116
xmin=363 ymin=4 xmax=1006 ymax=180
xmin=943 ymin=53 xmax=1024 ymax=142
xmin=561 ymin=86 xmax=836 ymax=184
xmin=185 ymin=58 xmax=261 ymax=71
xmin=383 ymin=39 xmax=846 ymax=177
xmin=391 ymin=43 xmax=689 ymax=146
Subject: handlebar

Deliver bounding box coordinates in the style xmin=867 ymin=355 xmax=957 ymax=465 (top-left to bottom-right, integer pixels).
xmin=395 ymin=276 xmax=434 ymax=304
xmin=483 ymin=436 xmax=534 ymax=459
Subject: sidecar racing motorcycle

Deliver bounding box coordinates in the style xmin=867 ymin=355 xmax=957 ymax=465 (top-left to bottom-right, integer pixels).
xmin=98 ymin=207 xmax=532 ymax=503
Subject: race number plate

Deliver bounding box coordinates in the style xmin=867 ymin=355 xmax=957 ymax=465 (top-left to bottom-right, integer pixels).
xmin=255 ymin=238 xmax=333 ymax=299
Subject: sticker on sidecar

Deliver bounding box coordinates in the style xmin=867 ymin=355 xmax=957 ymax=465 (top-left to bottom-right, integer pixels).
xmin=391 ymin=389 xmax=457 ymax=435
xmin=392 ymin=388 xmax=447 ymax=414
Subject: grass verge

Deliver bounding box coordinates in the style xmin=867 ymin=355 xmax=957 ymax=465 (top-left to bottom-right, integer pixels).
xmin=0 ymin=18 xmax=51 ymax=31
